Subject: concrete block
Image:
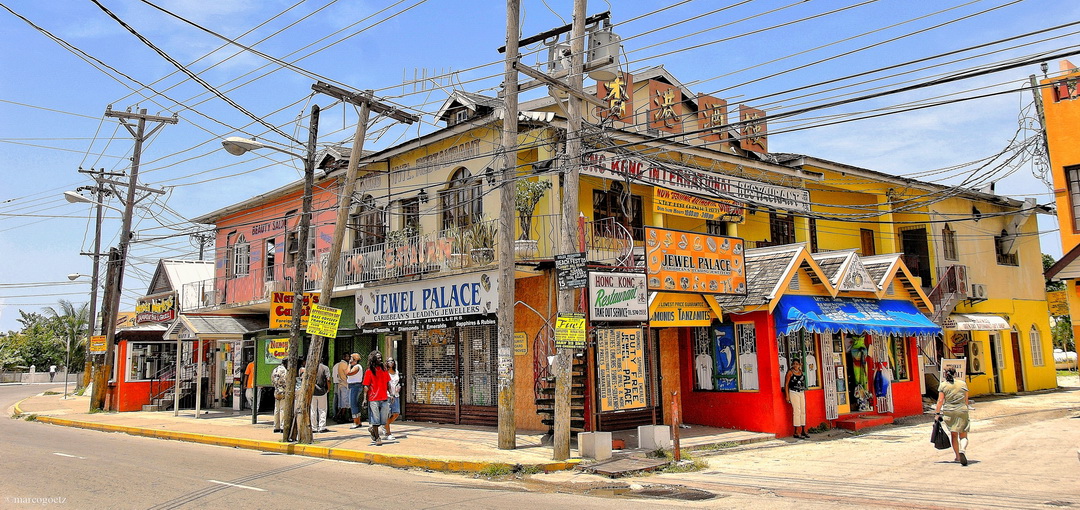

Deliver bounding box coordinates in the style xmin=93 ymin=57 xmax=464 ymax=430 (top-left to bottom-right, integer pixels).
xmin=579 ymin=431 xmax=612 ymax=460
xmin=637 ymin=425 xmax=671 ymax=450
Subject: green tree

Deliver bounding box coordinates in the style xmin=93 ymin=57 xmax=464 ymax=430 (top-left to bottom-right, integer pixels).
xmin=1044 ymin=253 xmax=1065 ymax=292
xmin=43 ymin=299 xmax=89 ymax=373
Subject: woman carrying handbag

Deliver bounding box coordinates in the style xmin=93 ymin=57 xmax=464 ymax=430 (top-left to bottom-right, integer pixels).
xmin=934 ymin=367 xmax=971 ymax=466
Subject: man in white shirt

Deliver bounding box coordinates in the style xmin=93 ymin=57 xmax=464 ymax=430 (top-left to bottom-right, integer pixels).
xmin=332 ymin=353 xmax=350 ymax=423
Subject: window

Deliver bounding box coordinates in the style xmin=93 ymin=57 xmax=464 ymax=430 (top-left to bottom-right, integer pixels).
xmin=777 ymin=330 xmax=821 ymax=389
xmin=888 ymin=336 xmax=910 ymax=381
xmin=286 ymin=226 xmax=315 ymax=265
xmin=349 ymin=195 xmax=386 ymax=248
xmin=401 ymin=198 xmax=420 ymax=233
xmin=995 ymin=230 xmax=1018 ymax=266
xmin=1029 ymin=326 xmax=1044 ymax=366
xmin=705 ymin=219 xmax=728 ymax=237
xmin=593 ymin=184 xmax=643 ymax=240
xmin=942 ymin=224 xmax=957 ymax=261
xmin=441 ymin=168 xmax=483 ymax=230
xmin=455 ymin=109 xmax=470 ymax=124
xmin=694 ymin=323 xmax=758 ymax=392
xmin=1065 ymin=165 xmax=1080 ymax=233
xmin=808 ymin=217 xmax=819 ymax=253
xmin=769 ymin=210 xmax=795 ymax=245
xmin=265 ymin=238 xmax=276 ymax=281
xmin=860 ymin=229 xmax=876 ymax=256
xmin=126 ymin=342 xmax=177 ymax=382
xmin=231 ymin=234 xmax=250 ymax=277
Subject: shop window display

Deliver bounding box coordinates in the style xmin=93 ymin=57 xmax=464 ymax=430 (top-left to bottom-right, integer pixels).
xmin=777 ymin=330 xmax=821 ymax=390
xmin=693 ymin=322 xmax=759 ymax=392
xmin=127 ymin=342 xmax=177 ymax=382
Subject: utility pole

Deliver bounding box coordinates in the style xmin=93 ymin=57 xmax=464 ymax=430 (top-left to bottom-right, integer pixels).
xmin=76 ymin=168 xmax=122 ymax=387
xmin=290 ymin=83 xmax=418 ymax=444
xmin=90 ymin=107 xmax=175 ymax=412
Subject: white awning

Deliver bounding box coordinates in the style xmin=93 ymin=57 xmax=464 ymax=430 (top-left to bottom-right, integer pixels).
xmin=944 ymin=314 xmax=1010 ymax=331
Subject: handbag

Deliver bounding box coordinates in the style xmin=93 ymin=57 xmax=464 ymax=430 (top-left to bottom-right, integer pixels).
xmin=930 ymin=418 xmax=951 ymax=450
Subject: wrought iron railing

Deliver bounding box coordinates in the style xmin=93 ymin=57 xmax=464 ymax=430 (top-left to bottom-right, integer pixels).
xmin=928 ymin=264 xmax=967 ymax=323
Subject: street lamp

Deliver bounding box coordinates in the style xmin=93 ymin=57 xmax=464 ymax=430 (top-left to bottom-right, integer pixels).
xmin=63 ymin=273 xmax=95 ymax=400
xmin=221 ymin=107 xmax=320 ymax=436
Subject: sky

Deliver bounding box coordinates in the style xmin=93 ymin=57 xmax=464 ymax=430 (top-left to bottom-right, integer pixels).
xmin=1 ymin=0 xmax=1078 ymax=333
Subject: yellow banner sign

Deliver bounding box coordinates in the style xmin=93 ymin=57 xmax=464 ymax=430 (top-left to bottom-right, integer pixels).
xmin=596 ymin=328 xmax=646 ymax=412
xmin=88 ymin=335 xmax=107 ymax=353
xmin=306 ymin=304 xmax=342 ymax=338
xmin=265 ymin=337 xmax=289 ymax=363
xmin=555 ymin=313 xmax=586 ymax=349
xmin=644 ymin=227 xmax=746 ymax=295
xmin=653 ymin=187 xmax=744 ymax=223
xmin=270 ymin=292 xmax=319 ymax=329
xmin=649 ymin=293 xmax=719 ymax=327
xmin=1047 ymin=290 xmax=1069 ymax=316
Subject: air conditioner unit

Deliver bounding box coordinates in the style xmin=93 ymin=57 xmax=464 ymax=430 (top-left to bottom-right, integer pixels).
xmin=968 ymin=283 xmax=988 ymax=300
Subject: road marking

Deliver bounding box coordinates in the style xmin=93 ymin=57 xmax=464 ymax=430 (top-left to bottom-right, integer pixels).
xmin=52 ymin=452 xmax=84 ymax=459
xmin=208 ymin=480 xmax=267 ymax=492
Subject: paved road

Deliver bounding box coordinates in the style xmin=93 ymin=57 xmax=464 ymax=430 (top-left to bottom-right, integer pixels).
xmin=0 ymin=385 xmax=697 ymax=509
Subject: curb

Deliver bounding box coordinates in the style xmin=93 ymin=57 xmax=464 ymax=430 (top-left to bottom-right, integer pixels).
xmin=32 ymin=415 xmax=579 ymax=474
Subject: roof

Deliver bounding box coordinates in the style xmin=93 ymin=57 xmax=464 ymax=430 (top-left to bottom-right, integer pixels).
xmin=165 ymin=315 xmax=268 ymax=339
xmin=714 ymin=243 xmax=805 ymax=310
xmin=147 ymin=259 xmax=214 ymax=294
xmin=434 ymin=90 xmax=502 ymax=122
xmin=860 ymin=253 xmax=903 ymax=287
xmin=1046 ymin=241 xmax=1080 ymax=281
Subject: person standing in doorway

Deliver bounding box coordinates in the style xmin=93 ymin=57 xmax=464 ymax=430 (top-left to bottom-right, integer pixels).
xmin=332 ymin=353 xmax=350 ymax=423
xmin=384 ymin=358 xmax=402 ymax=441
xmin=243 ymin=361 xmax=255 ymax=409
xmin=346 ymin=353 xmax=364 ymax=429
xmin=362 ymin=350 xmax=390 ymax=446
xmin=49 ymin=364 xmax=57 ymax=382
xmin=310 ymin=359 xmax=330 ymax=433
xmin=271 ymin=359 xmax=289 ymax=433
xmin=934 ymin=367 xmax=971 ymax=466
xmin=785 ymin=360 xmax=809 ymax=439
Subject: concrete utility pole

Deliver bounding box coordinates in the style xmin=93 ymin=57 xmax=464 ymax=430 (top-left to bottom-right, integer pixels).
xmin=496 ymin=0 xmax=522 ymax=450
xmin=280 ymin=104 xmax=320 ymax=443
xmin=552 ymin=0 xmax=588 ymax=462
xmin=90 ymin=107 xmax=175 ymax=412
xmin=291 ymin=83 xmax=418 ymax=445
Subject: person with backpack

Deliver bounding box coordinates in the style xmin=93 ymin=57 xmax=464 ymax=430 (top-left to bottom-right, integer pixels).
xmin=270 ymin=358 xmax=289 ymax=433
xmin=310 ymin=359 xmax=331 ymax=433
xmin=934 ymin=367 xmax=971 ymax=466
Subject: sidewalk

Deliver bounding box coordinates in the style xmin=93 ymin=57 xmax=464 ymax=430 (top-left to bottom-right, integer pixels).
xmin=9 ymin=389 xmax=773 ymax=474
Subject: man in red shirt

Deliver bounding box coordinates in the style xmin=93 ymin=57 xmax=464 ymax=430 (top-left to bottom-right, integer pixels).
xmin=362 ymin=350 xmax=391 ymax=446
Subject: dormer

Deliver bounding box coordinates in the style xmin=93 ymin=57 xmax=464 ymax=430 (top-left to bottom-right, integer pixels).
xmin=435 ymin=90 xmax=501 ymax=127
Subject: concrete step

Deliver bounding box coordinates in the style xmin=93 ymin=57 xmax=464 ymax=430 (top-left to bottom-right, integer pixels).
xmin=834 ymin=413 xmax=894 ymax=431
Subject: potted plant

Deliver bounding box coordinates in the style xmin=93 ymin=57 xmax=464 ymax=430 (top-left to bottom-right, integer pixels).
xmin=515 ymin=178 xmax=551 ymax=258
xmin=446 ymin=225 xmax=470 ymax=269
xmin=466 ymin=219 xmax=497 ymax=265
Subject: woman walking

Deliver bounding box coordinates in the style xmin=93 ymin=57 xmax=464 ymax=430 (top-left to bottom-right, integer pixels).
xmin=785 ymin=360 xmax=809 ymax=439
xmin=384 ymin=358 xmax=402 ymax=441
xmin=346 ymin=353 xmax=364 ymax=429
xmin=934 ymin=367 xmax=970 ymax=466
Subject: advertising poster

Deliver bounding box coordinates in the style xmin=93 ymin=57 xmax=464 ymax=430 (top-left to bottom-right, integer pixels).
xmin=712 ymin=323 xmax=738 ymax=391
xmin=644 ymin=227 xmax=746 ymax=295
xmin=652 ymin=187 xmax=744 ymax=223
xmin=555 ymin=313 xmax=586 ymax=349
xmin=306 ymin=304 xmax=342 ymax=338
xmin=596 ymin=328 xmax=647 ymax=412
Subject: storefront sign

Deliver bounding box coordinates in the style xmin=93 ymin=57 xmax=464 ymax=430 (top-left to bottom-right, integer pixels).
xmin=135 ymin=291 xmax=176 ymax=324
xmin=648 ymin=293 xmax=719 ymax=326
xmin=555 ymin=313 xmax=586 ymax=349
xmin=270 ymin=292 xmax=319 ymax=329
xmin=555 ymin=252 xmax=588 ymax=290
xmin=596 ymin=328 xmax=646 ymax=412
xmin=589 ymin=272 xmax=648 ymax=322
xmin=584 ymin=152 xmax=810 ymax=212
xmin=1047 ymin=290 xmax=1068 ymax=316
xmin=514 ymin=332 xmax=528 ymax=356
xmin=89 ymin=335 xmax=107 ymax=353
xmin=941 ymin=358 xmax=967 ymax=381
xmin=653 ymin=187 xmax=744 ymax=223
xmin=644 ymin=227 xmax=746 ymax=295
xmin=355 ymin=271 xmax=498 ymax=327
xmin=307 ymin=304 xmax=342 ymax=338
xmin=265 ymin=337 xmax=288 ymax=363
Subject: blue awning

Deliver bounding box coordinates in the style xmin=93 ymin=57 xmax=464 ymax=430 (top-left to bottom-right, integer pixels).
xmin=775 ymin=295 xmax=941 ymax=337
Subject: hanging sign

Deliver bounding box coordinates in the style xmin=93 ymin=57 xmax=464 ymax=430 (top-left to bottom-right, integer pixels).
xmin=355 ymin=271 xmax=498 ymax=327
xmin=644 ymin=227 xmax=746 ymax=295
xmin=596 ymin=327 xmax=646 ymax=412
xmin=306 ymin=304 xmax=342 ymax=338
xmin=588 ymin=271 xmax=648 ymax=322
xmin=648 ymin=293 xmax=719 ymax=327
xmin=88 ymin=335 xmax=107 ymax=353
xmin=555 ymin=313 xmax=586 ymax=349
xmin=1047 ymin=290 xmax=1069 ymax=316
xmin=555 ymin=252 xmax=588 ymax=290
xmin=135 ymin=291 xmax=177 ymax=324
xmin=270 ymin=292 xmax=319 ymax=329
xmin=652 ymin=187 xmax=744 ymax=223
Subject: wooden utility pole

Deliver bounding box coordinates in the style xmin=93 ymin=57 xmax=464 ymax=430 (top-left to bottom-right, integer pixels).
xmin=90 ymin=107 xmax=174 ymax=412
xmin=553 ymin=0 xmax=588 ymax=461
xmin=291 ymin=83 xmax=418 ymax=444
xmin=76 ymin=168 xmax=122 ymax=387
xmin=496 ymin=0 xmax=522 ymax=450
xmin=280 ymin=104 xmax=320 ymax=442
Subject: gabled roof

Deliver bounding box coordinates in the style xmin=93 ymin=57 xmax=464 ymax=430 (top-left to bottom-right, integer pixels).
xmin=859 ymin=253 xmax=935 ymax=313
xmin=434 ymin=90 xmax=501 ymax=122
xmin=714 ymin=243 xmax=827 ymax=312
xmin=811 ymin=249 xmax=878 ymax=293
xmin=145 ymin=259 xmax=215 ymax=311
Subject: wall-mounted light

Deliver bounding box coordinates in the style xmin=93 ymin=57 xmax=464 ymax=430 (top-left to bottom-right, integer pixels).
xmin=418 ymin=188 xmax=429 ymax=204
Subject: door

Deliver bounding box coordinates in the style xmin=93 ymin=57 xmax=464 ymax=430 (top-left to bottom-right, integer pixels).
xmin=1010 ymin=330 xmax=1025 ymax=392
xmin=988 ymin=332 xmax=1003 ymax=393
xmin=834 ymin=334 xmax=850 ymax=415
xmin=860 ymin=229 xmax=876 ymax=256
xmin=900 ymin=227 xmax=932 ymax=287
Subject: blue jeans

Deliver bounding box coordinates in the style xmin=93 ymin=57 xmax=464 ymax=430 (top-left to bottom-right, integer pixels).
xmin=388 ymin=396 xmax=400 ymax=415
xmin=348 ymin=383 xmax=363 ymax=418
xmin=368 ymin=400 xmax=389 ymax=426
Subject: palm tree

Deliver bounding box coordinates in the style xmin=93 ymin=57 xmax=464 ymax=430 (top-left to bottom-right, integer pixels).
xmin=43 ymin=299 xmax=88 ymax=387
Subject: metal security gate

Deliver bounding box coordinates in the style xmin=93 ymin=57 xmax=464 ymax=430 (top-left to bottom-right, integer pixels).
xmin=872 ymin=335 xmax=894 ymax=413
xmin=820 ymin=333 xmax=839 ymax=420
xmin=405 ymin=324 xmax=497 ymax=425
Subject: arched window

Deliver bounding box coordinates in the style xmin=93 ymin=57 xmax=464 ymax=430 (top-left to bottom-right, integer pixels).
xmin=440 ymin=167 xmax=482 ymax=230
xmin=1029 ymin=326 xmax=1045 ymax=367
xmin=349 ymin=195 xmax=386 ymax=248
xmin=941 ymin=223 xmax=957 ymax=261
xmin=231 ymin=234 xmax=250 ymax=277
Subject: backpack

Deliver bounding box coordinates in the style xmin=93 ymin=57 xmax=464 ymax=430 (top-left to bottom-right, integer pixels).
xmin=313 ymin=365 xmax=328 ymax=396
